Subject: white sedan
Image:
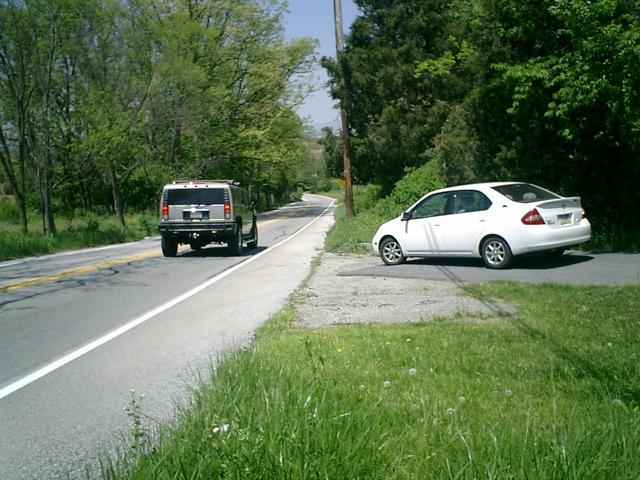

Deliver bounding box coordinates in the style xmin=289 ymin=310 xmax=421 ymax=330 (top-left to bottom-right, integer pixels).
xmin=372 ymin=182 xmax=591 ymax=269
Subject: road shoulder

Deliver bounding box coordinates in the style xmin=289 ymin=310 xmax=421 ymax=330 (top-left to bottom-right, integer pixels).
xmin=295 ymin=253 xmax=513 ymax=327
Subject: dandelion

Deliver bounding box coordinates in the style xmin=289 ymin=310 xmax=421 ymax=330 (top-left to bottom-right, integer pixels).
xmin=447 ymin=407 xmax=456 ymax=415
xmin=408 ymin=368 xmax=417 ymax=376
xmin=612 ymin=399 xmax=624 ymax=407
xmin=213 ymin=424 xmax=230 ymax=434
xmin=504 ymin=389 xmax=513 ymax=397
xmin=383 ymin=380 xmax=391 ymax=388
xmin=458 ymin=396 xmax=466 ymax=404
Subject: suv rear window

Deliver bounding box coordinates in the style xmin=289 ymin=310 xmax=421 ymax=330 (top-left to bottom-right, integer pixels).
xmin=167 ymin=188 xmax=225 ymax=205
xmin=492 ymin=183 xmax=559 ymax=203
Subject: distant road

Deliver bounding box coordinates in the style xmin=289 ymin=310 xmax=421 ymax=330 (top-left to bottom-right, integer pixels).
xmin=0 ymin=194 xmax=334 ymax=479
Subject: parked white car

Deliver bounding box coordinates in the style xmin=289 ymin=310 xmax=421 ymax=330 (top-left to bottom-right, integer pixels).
xmin=372 ymin=182 xmax=591 ymax=269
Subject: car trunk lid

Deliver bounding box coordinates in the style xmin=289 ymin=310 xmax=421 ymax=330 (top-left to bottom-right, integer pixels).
xmin=535 ymin=197 xmax=584 ymax=227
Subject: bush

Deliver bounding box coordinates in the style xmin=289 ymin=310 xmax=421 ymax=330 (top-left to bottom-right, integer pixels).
xmin=325 ymin=161 xmax=444 ymax=253
xmin=0 ymin=198 xmax=19 ymax=224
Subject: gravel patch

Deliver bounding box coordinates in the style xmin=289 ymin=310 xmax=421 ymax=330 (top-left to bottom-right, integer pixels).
xmin=295 ymin=253 xmax=512 ymax=327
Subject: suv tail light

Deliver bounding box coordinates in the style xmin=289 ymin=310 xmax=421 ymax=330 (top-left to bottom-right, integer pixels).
xmin=224 ymin=202 xmax=231 ymax=219
xmin=521 ymin=208 xmax=545 ymax=225
xmin=162 ymin=204 xmax=169 ymax=220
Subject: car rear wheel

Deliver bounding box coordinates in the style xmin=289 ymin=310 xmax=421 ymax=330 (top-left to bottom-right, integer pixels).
xmin=481 ymin=236 xmax=512 ymax=269
xmin=228 ymin=224 xmax=244 ymax=256
xmin=161 ymin=236 xmax=178 ymax=257
xmin=380 ymin=237 xmax=406 ymax=265
xmin=247 ymin=221 xmax=258 ymax=249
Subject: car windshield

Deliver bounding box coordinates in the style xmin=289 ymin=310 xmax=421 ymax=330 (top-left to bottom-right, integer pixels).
xmin=492 ymin=183 xmax=560 ymax=203
xmin=167 ymin=188 xmax=225 ymax=205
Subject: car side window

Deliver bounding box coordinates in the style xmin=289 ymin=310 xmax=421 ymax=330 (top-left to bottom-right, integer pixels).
xmin=412 ymin=193 xmax=449 ymax=219
xmin=452 ymin=190 xmax=492 ymax=214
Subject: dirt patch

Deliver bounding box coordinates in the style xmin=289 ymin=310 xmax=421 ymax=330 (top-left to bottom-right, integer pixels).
xmin=295 ymin=253 xmax=512 ymax=327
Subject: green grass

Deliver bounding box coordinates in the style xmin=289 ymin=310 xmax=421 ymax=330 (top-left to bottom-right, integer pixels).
xmin=0 ymin=211 xmax=158 ymax=261
xmin=101 ymin=282 xmax=640 ymax=479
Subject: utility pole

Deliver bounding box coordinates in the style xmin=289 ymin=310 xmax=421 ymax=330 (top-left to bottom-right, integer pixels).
xmin=333 ymin=0 xmax=354 ymax=217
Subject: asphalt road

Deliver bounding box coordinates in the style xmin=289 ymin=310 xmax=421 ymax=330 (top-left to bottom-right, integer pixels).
xmin=344 ymin=250 xmax=640 ymax=285
xmin=0 ymin=194 xmax=335 ymax=480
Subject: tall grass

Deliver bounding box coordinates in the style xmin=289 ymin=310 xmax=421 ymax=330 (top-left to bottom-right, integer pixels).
xmin=0 ymin=211 xmax=157 ymax=261
xmin=101 ymin=283 xmax=640 ymax=479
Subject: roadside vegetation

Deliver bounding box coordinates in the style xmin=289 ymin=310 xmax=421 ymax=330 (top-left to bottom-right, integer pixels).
xmin=0 ymin=207 xmax=157 ymax=261
xmin=0 ymin=0 xmax=319 ymax=238
xmin=322 ymin=0 xmax=640 ymax=251
xmin=100 ymin=275 xmax=640 ymax=479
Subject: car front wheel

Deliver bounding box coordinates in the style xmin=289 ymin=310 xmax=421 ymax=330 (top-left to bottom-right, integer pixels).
xmin=380 ymin=237 xmax=406 ymax=265
xmin=481 ymin=236 xmax=512 ymax=269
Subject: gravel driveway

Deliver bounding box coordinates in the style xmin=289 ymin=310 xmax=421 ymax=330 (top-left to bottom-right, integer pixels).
xmin=295 ymin=251 xmax=639 ymax=328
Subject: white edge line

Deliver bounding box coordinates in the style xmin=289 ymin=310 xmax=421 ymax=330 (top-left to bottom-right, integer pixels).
xmin=0 ymin=198 xmax=335 ymax=401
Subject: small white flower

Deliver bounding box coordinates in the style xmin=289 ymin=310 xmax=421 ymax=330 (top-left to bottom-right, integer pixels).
xmin=383 ymin=380 xmax=391 ymax=388
xmin=504 ymin=389 xmax=513 ymax=397
xmin=213 ymin=423 xmax=230 ymax=434
xmin=458 ymin=396 xmax=466 ymax=404
xmin=359 ymin=384 xmax=366 ymax=391
xmin=408 ymin=368 xmax=417 ymax=376
xmin=406 ymin=338 xmax=412 ymax=343
xmin=607 ymin=342 xmax=613 ymax=348
xmin=447 ymin=407 xmax=456 ymax=415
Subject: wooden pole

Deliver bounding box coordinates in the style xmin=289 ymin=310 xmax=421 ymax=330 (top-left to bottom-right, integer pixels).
xmin=333 ymin=0 xmax=354 ymax=217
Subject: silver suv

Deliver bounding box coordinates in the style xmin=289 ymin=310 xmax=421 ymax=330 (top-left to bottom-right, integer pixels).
xmin=158 ymin=180 xmax=258 ymax=257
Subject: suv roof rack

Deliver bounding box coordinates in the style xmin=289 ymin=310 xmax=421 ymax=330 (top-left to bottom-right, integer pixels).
xmin=171 ymin=179 xmax=240 ymax=186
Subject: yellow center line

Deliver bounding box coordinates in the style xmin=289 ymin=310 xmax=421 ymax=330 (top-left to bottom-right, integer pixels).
xmin=0 ymin=249 xmax=162 ymax=292
xmin=2 ymin=213 xmax=309 ymax=292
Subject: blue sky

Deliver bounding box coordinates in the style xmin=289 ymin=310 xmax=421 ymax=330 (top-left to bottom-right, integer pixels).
xmin=282 ymin=0 xmax=359 ymax=130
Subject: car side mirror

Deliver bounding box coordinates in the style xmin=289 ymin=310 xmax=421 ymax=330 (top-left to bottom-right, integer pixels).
xmin=401 ymin=211 xmax=412 ymax=221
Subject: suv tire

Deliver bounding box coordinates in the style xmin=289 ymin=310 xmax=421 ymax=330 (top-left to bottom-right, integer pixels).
xmin=161 ymin=236 xmax=178 ymax=257
xmin=247 ymin=221 xmax=258 ymax=249
xmin=228 ymin=224 xmax=244 ymax=256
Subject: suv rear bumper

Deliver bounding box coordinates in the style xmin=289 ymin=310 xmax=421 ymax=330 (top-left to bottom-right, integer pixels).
xmin=158 ymin=222 xmax=235 ymax=242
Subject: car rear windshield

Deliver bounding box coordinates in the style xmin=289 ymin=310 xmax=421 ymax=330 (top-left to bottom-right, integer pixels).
xmin=492 ymin=183 xmax=559 ymax=203
xmin=167 ymin=188 xmax=225 ymax=205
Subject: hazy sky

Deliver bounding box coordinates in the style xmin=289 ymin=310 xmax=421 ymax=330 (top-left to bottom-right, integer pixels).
xmin=282 ymin=0 xmax=359 ymax=130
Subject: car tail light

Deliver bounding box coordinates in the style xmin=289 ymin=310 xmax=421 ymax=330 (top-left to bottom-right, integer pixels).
xmin=521 ymin=208 xmax=545 ymax=225
xmin=162 ymin=204 xmax=169 ymax=220
xmin=224 ymin=202 xmax=231 ymax=219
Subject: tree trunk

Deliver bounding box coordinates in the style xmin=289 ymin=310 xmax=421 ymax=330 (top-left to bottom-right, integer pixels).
xmin=107 ymin=161 xmax=126 ymax=228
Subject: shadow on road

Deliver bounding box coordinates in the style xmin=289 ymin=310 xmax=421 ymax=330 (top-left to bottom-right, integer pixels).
xmin=405 ymin=252 xmax=593 ymax=270
xmin=179 ymin=245 xmax=268 ymax=258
